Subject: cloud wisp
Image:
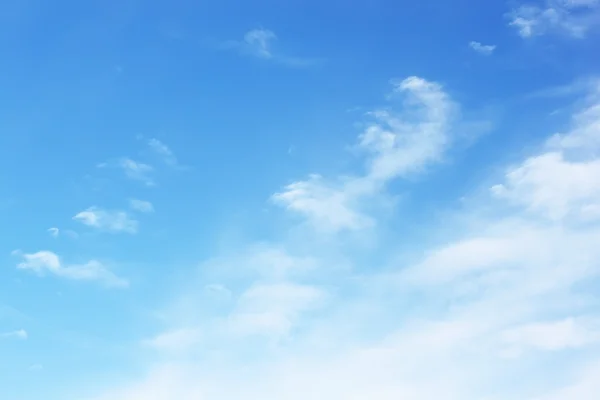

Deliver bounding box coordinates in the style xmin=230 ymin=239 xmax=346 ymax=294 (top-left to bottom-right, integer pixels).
xmin=73 ymin=207 xmax=138 ymax=234
xmin=219 ymin=28 xmax=320 ymax=67
xmin=148 ymin=138 xmax=179 ymax=167
xmin=16 ymin=251 xmax=128 ymax=288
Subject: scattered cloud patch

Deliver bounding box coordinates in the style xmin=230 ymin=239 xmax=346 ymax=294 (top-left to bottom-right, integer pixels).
xmin=129 ymin=199 xmax=154 ymax=213
xmin=469 ymin=41 xmax=496 ymax=55
xmin=16 ymin=251 xmax=128 ymax=288
xmin=0 ymin=329 xmax=27 ymax=340
xmin=47 ymin=227 xmax=59 ymax=238
xmin=73 ymin=207 xmax=138 ymax=234
xmin=508 ymin=0 xmax=600 ymax=38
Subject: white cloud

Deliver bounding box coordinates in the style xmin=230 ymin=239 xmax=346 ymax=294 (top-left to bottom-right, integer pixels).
xmin=16 ymin=251 xmax=128 ymax=288
xmin=0 ymin=329 xmax=27 ymax=340
xmin=47 ymin=227 xmax=59 ymax=238
xmin=87 ymin=81 xmax=600 ymax=400
xmin=118 ymin=158 xmax=155 ymax=186
xmin=273 ymin=76 xmax=457 ymax=232
xmin=73 ymin=207 xmax=138 ymax=234
xmin=491 ymin=152 xmax=600 ymax=220
xmin=508 ymin=0 xmax=600 ymax=38
xmin=148 ymin=139 xmax=178 ymax=166
xmin=129 ymin=199 xmax=154 ymax=213
xmin=492 ymin=85 xmax=600 ymax=221
xmin=469 ymin=41 xmax=496 ymax=55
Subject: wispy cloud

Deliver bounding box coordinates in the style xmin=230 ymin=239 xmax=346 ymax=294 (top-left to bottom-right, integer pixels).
xmin=272 ymin=76 xmax=457 ymax=232
xmin=73 ymin=207 xmax=138 ymax=234
xmin=0 ymin=329 xmax=28 ymax=340
xmin=220 ymin=28 xmax=320 ymax=67
xmin=16 ymin=251 xmax=128 ymax=288
xmin=508 ymin=0 xmax=600 ymax=38
xmin=129 ymin=199 xmax=154 ymax=213
xmin=469 ymin=41 xmax=496 ymax=55
xmin=47 ymin=227 xmax=59 ymax=238
xmin=118 ymin=158 xmax=154 ymax=186
xmin=97 ymin=158 xmax=155 ymax=186
xmin=148 ymin=138 xmax=178 ymax=166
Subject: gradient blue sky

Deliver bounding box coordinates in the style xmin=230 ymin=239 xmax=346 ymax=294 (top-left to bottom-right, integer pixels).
xmin=2 ymin=0 xmax=600 ymax=399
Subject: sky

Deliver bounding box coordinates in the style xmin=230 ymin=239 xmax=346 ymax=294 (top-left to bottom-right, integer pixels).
xmin=1 ymin=0 xmax=600 ymax=399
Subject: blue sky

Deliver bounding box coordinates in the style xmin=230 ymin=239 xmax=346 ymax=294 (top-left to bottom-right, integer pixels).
xmin=2 ymin=0 xmax=600 ymax=398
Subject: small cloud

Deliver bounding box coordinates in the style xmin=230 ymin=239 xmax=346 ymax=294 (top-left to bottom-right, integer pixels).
xmin=47 ymin=227 xmax=59 ymax=238
xmin=0 ymin=329 xmax=27 ymax=340
xmin=16 ymin=250 xmax=128 ymax=288
xmin=148 ymin=138 xmax=178 ymax=166
xmin=129 ymin=199 xmax=154 ymax=213
xmin=219 ymin=28 xmax=320 ymax=67
xmin=73 ymin=207 xmax=138 ymax=234
xmin=469 ymin=41 xmax=496 ymax=55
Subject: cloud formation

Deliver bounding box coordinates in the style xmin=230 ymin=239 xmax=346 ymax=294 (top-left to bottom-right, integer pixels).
xmin=272 ymin=76 xmax=457 ymax=232
xmin=73 ymin=207 xmax=138 ymax=234
xmin=16 ymin=251 xmax=127 ymax=288
xmin=508 ymin=0 xmax=600 ymax=38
